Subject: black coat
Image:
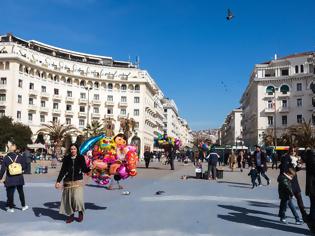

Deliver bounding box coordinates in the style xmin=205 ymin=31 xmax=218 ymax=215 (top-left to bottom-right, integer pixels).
xmin=252 ymin=151 xmax=268 ymax=171
xmin=279 ymin=154 xmax=301 ymax=194
xmin=57 ymin=154 xmax=90 ymax=183
xmin=0 ymin=152 xmax=26 ymax=187
xmin=278 ymin=174 xmax=293 ymax=200
xmin=303 ymin=150 xmax=315 ymax=196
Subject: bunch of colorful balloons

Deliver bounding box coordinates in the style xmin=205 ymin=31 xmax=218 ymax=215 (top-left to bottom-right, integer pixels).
xmin=154 ymin=133 xmax=181 ymax=150
xmin=80 ymin=133 xmax=138 ymax=186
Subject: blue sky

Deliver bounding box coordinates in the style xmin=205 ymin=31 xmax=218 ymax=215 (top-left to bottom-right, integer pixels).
xmin=1 ymin=0 xmax=314 ymax=130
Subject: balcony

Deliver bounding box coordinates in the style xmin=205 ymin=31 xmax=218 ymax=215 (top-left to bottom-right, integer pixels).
xmin=105 ymin=101 xmax=114 ymax=106
xmin=65 ymin=97 xmax=74 ymax=103
xmin=29 ymin=90 xmax=39 ymax=96
xmin=105 ymin=114 xmax=114 ymax=119
xmin=40 ymin=92 xmax=50 ymax=98
xmin=39 ymin=107 xmax=49 ymax=113
xmin=79 ymin=98 xmax=88 ymax=104
xmin=52 ymin=109 xmax=61 ymax=114
xmin=65 ymin=110 xmax=74 ymax=116
xmin=278 ymin=106 xmax=289 ymax=113
xmin=78 ymin=112 xmax=87 ymax=117
xmin=264 ymin=93 xmax=275 ymax=98
xmin=264 ymin=107 xmax=275 ymax=113
xmin=0 ymin=83 xmax=7 ymax=90
xmin=118 ymin=102 xmax=128 ymax=107
xmin=92 ymin=100 xmax=101 ymax=105
xmin=91 ymin=113 xmax=101 ymax=118
xmin=118 ymin=114 xmax=127 ymax=119
xmin=52 ymin=94 xmax=62 ymax=100
xmin=28 ymin=105 xmax=37 ymax=111
xmin=278 ymin=92 xmax=290 ymax=98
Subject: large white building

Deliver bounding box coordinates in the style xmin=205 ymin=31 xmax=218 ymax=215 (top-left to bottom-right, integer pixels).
xmin=240 ymin=52 xmax=315 ymax=147
xmin=0 ymin=33 xmax=193 ymax=154
xmin=219 ymin=108 xmax=243 ymax=146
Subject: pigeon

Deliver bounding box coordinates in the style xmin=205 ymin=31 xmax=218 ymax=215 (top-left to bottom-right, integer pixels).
xmin=155 ymin=191 xmax=165 ymax=195
xmin=122 ymin=191 xmax=130 ymax=195
xmin=226 ymin=8 xmax=234 ymax=21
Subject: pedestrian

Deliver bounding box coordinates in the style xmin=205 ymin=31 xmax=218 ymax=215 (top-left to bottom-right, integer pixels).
xmin=238 ymin=150 xmax=244 ymax=172
xmin=167 ymin=146 xmax=175 ymax=170
xmin=144 ymin=149 xmax=151 ymax=168
xmin=195 ymin=159 xmax=203 ymax=179
xmin=302 ymin=148 xmax=315 ymax=233
xmin=228 ymin=151 xmax=237 ymax=171
xmin=242 ymin=150 xmax=247 ymax=169
xmin=252 ymin=145 xmax=270 ymax=186
xmin=22 ymin=148 xmax=33 ymax=174
xmin=277 ymin=168 xmax=303 ymax=224
xmin=279 ymin=146 xmax=307 ymax=221
xmin=0 ymin=141 xmax=29 ymax=212
xmin=206 ymin=149 xmax=220 ymax=180
xmin=272 ymin=151 xmax=278 ymax=169
xmin=55 ymin=144 xmax=91 ymax=224
xmin=248 ymin=165 xmax=258 ymax=189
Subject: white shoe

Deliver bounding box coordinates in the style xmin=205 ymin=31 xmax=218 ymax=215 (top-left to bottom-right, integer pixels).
xmin=7 ymin=208 xmax=14 ymax=213
xmin=22 ymin=205 xmax=29 ymax=211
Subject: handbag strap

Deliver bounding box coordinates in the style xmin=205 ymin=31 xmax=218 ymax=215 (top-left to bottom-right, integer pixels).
xmin=7 ymin=153 xmax=17 ymax=163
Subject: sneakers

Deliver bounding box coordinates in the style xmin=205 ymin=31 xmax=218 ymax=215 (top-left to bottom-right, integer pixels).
xmin=280 ymin=218 xmax=287 ymax=224
xmin=258 ymin=184 xmax=262 ymax=187
xmin=295 ymin=219 xmax=303 ymax=225
xmin=6 ymin=208 xmax=14 ymax=213
xmin=22 ymin=205 xmax=29 ymax=211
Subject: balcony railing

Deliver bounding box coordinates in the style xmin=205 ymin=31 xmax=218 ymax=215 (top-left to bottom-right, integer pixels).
xmin=264 ymin=107 xmax=275 ymax=113
xmin=52 ymin=94 xmax=62 ymax=100
xmin=105 ymin=101 xmax=114 ymax=106
xmin=52 ymin=109 xmax=61 ymax=114
xmin=118 ymin=102 xmax=128 ymax=107
xmin=79 ymin=98 xmax=88 ymax=104
xmin=65 ymin=110 xmax=74 ymax=116
xmin=40 ymin=107 xmax=49 ymax=113
xmin=40 ymin=92 xmax=50 ymax=98
xmin=65 ymin=97 xmax=74 ymax=102
xmin=92 ymin=100 xmax=101 ymax=105
xmin=278 ymin=107 xmax=289 ymax=113
xmin=28 ymin=105 xmax=37 ymax=111
xmin=91 ymin=113 xmax=101 ymax=118
xmin=78 ymin=112 xmax=87 ymax=117
xmin=29 ymin=90 xmax=39 ymax=96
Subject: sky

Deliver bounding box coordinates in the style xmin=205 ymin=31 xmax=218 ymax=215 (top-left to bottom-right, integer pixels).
xmin=1 ymin=0 xmax=314 ymax=130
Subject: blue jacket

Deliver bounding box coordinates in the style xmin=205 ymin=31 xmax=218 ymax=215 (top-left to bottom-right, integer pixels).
xmin=0 ymin=152 xmax=26 ymax=187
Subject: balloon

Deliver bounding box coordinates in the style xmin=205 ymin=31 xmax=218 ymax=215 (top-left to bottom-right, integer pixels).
xmin=93 ymin=159 xmax=108 ymax=170
xmin=109 ymin=162 xmax=121 ymax=175
xmin=80 ymin=133 xmax=105 ymax=155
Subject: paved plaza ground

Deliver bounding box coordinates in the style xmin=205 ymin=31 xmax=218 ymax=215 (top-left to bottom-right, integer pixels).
xmin=0 ymin=160 xmax=312 ymax=236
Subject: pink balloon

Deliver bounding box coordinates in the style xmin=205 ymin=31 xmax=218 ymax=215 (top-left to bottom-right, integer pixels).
xmin=117 ymin=165 xmax=129 ymax=179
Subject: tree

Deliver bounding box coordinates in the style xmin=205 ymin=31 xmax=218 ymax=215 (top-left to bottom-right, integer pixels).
xmin=36 ymin=121 xmax=79 ymax=159
xmin=83 ymin=120 xmax=103 ymax=137
xmin=0 ymin=116 xmax=32 ymax=151
xmin=119 ymin=117 xmax=136 ymax=141
xmin=288 ymin=119 xmax=315 ymax=148
xmin=103 ymin=117 xmax=115 ymax=137
xmin=262 ymin=128 xmax=274 ymax=147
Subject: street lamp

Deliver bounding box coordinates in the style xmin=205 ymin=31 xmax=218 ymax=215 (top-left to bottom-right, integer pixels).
xmin=273 ymin=87 xmax=279 ymax=148
xmin=85 ymin=86 xmax=92 ymax=127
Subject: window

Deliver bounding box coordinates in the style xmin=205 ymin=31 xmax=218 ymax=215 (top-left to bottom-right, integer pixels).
xmin=297 ymin=83 xmax=302 ymax=91
xmin=80 ymin=93 xmax=86 ymax=99
xmin=268 ymin=116 xmax=273 ymax=126
xmin=120 ymin=109 xmax=126 ymax=115
xmin=28 ymin=113 xmax=33 ymax=121
xmin=134 ymin=109 xmax=139 ymax=116
xmin=40 ymin=114 xmax=45 ymax=123
xmin=0 ymin=77 xmax=6 ymax=84
xmin=94 ymin=94 xmax=99 ymax=100
xmin=5 ymin=62 xmax=9 ymax=70
xmin=0 ymin=110 xmax=4 ymax=117
xmin=17 ymin=111 xmax=21 ymax=119
xmin=80 ymin=80 xmax=86 ymax=87
xmin=297 ymin=98 xmax=302 ymax=107
xmin=18 ymin=79 xmax=23 ymax=88
xmin=66 ymin=104 xmax=72 ymax=111
xmin=107 ymin=108 xmax=113 ymax=114
xmin=281 ymin=69 xmax=289 ymax=76
xmin=266 ymin=85 xmax=274 ymax=95
xmin=164 ymin=109 xmax=167 ymax=113
xmin=300 ymin=65 xmax=304 ymax=73
xmin=52 ymin=117 xmax=58 ymax=122
xmin=41 ymin=86 xmax=46 ymax=92
xmin=121 ymin=84 xmax=127 ymax=91
xmin=67 ymin=91 xmax=72 ymax=97
xmin=66 ymin=118 xmax=71 ymax=125
xmin=282 ymin=116 xmax=287 ymax=125
xmin=297 ymin=115 xmax=302 ymax=123
xmin=41 ymin=100 xmax=46 ymax=107
xmin=295 ymin=65 xmax=299 ymax=73
xmin=134 ymin=97 xmax=140 ymax=103
xmin=94 ymin=82 xmax=99 ymax=88
xmin=267 ymin=100 xmax=273 ymax=108
xmin=134 ymin=122 xmax=139 ymax=128
xmin=107 ymin=95 xmax=113 ymax=101
xmin=18 ymin=95 xmax=22 ymax=103
xmin=280 ymin=85 xmax=289 ymax=94
xmin=79 ymin=119 xmax=85 ymax=126
xmin=93 ymin=107 xmax=99 ymax=113
xmin=313 ymin=115 xmax=315 ymax=125
xmin=80 ymin=106 xmax=85 ymax=112
xmin=29 ymin=83 xmax=34 ymax=90
xmin=53 ymin=102 xmax=58 ymax=109
xmin=282 ymin=100 xmax=287 ymax=108
xmin=135 ymin=84 xmax=140 ymax=91
xmin=121 ymin=96 xmax=127 ymax=102
xmin=54 ymin=88 xmax=59 ymax=95
xmin=29 ymin=97 xmax=33 ymax=105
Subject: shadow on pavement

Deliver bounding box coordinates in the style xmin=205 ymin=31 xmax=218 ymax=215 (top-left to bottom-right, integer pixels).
xmin=217 ymin=204 xmax=310 ymax=235
xmin=217 ymin=181 xmax=251 ymax=186
xmin=247 ymin=200 xmax=279 ymax=208
xmin=43 ymin=201 xmax=107 ymax=210
xmin=228 ymin=184 xmax=252 ymax=189
xmin=32 ymin=207 xmax=66 ymax=221
xmin=137 ymin=167 xmax=165 ymax=170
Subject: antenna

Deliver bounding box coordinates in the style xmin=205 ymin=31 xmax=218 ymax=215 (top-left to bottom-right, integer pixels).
xmin=136 ymin=56 xmax=140 ymax=68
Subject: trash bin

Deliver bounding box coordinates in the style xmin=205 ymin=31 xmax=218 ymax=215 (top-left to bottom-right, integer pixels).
xmin=216 ymin=168 xmax=224 ymax=179
xmin=195 ymin=167 xmax=202 ymax=179
xmin=203 ymin=171 xmax=209 ymax=179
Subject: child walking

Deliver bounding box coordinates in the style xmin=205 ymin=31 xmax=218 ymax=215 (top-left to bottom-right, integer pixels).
xmin=277 ymin=168 xmax=303 ymax=224
xmin=248 ymin=166 xmax=258 ymax=189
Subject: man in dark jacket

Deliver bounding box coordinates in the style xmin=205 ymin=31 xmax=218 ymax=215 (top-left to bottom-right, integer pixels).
xmin=0 ymin=142 xmax=28 ymax=212
xmin=22 ymin=148 xmax=33 ymax=174
xmin=206 ymin=149 xmax=220 ymax=180
xmin=252 ymin=145 xmax=270 ymax=186
xmin=144 ymin=149 xmax=151 ymax=168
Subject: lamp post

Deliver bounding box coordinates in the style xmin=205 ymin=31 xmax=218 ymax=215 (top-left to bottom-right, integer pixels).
xmin=273 ymin=87 xmax=278 ymax=148
xmin=85 ymin=86 xmax=92 ymax=128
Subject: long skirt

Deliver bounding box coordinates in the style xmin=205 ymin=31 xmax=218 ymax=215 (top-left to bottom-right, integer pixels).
xmin=59 ymin=181 xmax=85 ymax=216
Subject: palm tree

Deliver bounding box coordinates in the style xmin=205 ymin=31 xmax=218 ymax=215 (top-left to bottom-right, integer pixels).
xmin=262 ymin=128 xmax=274 ymax=147
xmin=102 ymin=117 xmax=115 ymax=137
xmin=36 ymin=121 xmax=79 ymax=159
xmin=288 ymin=119 xmax=315 ymax=148
xmin=83 ymin=120 xmax=103 ymax=137
xmin=119 ymin=117 xmax=136 ymax=141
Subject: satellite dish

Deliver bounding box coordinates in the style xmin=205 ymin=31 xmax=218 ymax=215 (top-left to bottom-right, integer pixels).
xmin=226 ymin=8 xmax=234 ymax=21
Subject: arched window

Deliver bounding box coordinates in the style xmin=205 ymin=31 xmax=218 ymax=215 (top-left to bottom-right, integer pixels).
xmin=94 ymin=82 xmax=99 ymax=88
xmin=66 ymin=78 xmax=72 ymax=84
xmin=80 ymin=80 xmax=86 ymax=87
xmin=108 ymin=83 xmax=113 ymax=90
xmin=280 ymin=85 xmax=290 ymax=94
xmin=295 ymin=65 xmax=299 ymax=74
xmin=121 ymin=84 xmax=127 ymax=91
xmin=300 ymin=65 xmax=304 ymax=73
xmin=266 ymin=85 xmax=274 ymax=95
xmin=135 ymin=84 xmax=140 ymax=91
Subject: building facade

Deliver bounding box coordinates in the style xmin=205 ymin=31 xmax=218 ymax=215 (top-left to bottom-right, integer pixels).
xmin=240 ymin=52 xmax=315 ymax=147
xmin=0 ymin=33 xmax=193 ymax=154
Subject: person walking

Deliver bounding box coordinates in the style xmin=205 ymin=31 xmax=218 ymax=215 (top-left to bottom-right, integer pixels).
xmin=228 ymin=151 xmax=237 ymax=172
xmin=55 ymin=144 xmax=91 ymax=224
xmin=280 ymin=147 xmax=307 ymax=221
xmin=271 ymin=151 xmax=278 ymax=169
xmin=277 ymin=168 xmax=303 ymax=224
xmin=0 ymin=141 xmax=28 ymax=212
xmin=248 ymin=165 xmax=258 ymax=189
xmin=144 ymin=149 xmax=151 ymax=168
xmin=22 ymin=148 xmax=33 ymax=174
xmin=206 ymin=149 xmax=220 ymax=180
xmin=252 ymin=145 xmax=270 ymax=186
xmin=238 ymin=150 xmax=244 ymax=172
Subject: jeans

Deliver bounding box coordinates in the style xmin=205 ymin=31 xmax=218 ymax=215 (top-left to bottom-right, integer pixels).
xmin=278 ymin=198 xmax=300 ymax=220
xmin=207 ymin=163 xmax=217 ymax=179
xmin=256 ymin=166 xmax=269 ymax=184
xmin=6 ymin=185 xmax=25 ymax=208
